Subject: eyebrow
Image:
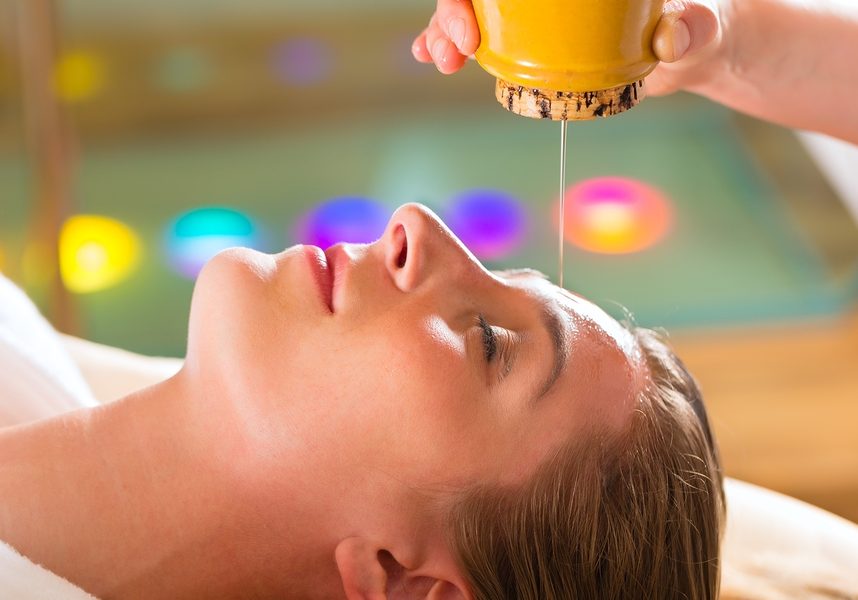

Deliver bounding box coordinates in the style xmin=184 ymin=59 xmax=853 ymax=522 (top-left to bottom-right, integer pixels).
xmin=493 ymin=269 xmax=568 ymax=402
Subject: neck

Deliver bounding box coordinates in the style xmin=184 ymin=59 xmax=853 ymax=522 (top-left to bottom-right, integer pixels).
xmin=0 ymin=371 xmax=345 ymax=599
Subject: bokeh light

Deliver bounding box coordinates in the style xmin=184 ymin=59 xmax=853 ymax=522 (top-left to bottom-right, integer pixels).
xmin=166 ymin=207 xmax=261 ymax=279
xmin=557 ymin=177 xmax=673 ymax=254
xmin=294 ymin=197 xmax=389 ymax=248
xmin=60 ymin=215 xmax=141 ymax=293
xmin=155 ymin=47 xmax=213 ymax=93
xmin=443 ymin=189 xmax=528 ymax=260
xmin=54 ymin=50 xmax=106 ymax=103
xmin=270 ymin=38 xmax=332 ymax=86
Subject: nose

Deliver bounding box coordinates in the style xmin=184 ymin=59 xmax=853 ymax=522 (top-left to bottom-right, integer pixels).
xmin=380 ymin=203 xmax=486 ymax=293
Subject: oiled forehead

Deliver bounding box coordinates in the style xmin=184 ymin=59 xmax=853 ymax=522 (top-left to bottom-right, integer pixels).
xmin=511 ymin=274 xmax=645 ymax=429
xmin=501 ymin=271 xmax=641 ymax=365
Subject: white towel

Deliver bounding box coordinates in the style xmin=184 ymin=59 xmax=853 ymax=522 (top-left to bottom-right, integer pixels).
xmin=0 ymin=274 xmax=99 ymax=598
xmin=0 ymin=541 xmax=96 ymax=600
xmin=0 ymin=274 xmax=97 ymax=428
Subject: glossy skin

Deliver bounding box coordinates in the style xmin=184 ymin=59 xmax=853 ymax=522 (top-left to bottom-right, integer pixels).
xmin=188 ymin=202 xmax=644 ymax=594
xmin=0 ymin=204 xmax=643 ymax=599
xmin=189 ymin=202 xmax=642 ymax=491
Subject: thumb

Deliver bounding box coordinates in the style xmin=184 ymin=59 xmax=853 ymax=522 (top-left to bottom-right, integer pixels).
xmin=652 ymin=0 xmax=721 ymax=63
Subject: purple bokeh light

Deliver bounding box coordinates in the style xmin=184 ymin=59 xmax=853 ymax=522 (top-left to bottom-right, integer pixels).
xmin=294 ymin=197 xmax=390 ymax=248
xmin=443 ymin=189 xmax=529 ymax=260
xmin=270 ymin=37 xmax=333 ymax=87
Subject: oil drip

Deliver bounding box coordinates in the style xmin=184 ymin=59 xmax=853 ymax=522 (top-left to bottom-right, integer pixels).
xmin=558 ymin=118 xmax=568 ymax=288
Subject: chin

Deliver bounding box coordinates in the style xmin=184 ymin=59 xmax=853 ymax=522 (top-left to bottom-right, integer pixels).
xmin=197 ymin=247 xmax=279 ymax=300
xmin=185 ymin=247 xmax=275 ymax=365
xmin=205 ymin=246 xmax=276 ymax=279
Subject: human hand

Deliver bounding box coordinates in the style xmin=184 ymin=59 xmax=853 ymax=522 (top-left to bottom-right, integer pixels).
xmin=411 ymin=0 xmax=481 ymax=74
xmin=412 ymin=0 xmax=725 ymax=92
xmin=414 ymin=0 xmax=858 ymax=144
xmin=647 ymin=0 xmax=727 ymax=96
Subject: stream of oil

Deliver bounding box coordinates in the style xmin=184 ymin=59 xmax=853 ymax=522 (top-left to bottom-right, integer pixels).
xmin=558 ymin=119 xmax=568 ymax=288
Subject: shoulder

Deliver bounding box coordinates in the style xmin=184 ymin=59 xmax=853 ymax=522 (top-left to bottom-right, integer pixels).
xmin=722 ymin=478 xmax=858 ymax=599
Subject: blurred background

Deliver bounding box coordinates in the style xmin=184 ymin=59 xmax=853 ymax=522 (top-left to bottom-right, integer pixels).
xmin=1 ymin=0 xmax=857 ymax=520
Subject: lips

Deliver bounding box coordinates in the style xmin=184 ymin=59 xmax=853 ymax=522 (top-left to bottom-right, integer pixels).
xmin=300 ymin=243 xmax=350 ymax=313
xmin=303 ymin=246 xmax=334 ymax=313
xmin=324 ymin=244 xmax=348 ymax=313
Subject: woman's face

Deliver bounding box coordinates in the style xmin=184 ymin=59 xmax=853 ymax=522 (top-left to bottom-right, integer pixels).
xmin=187 ymin=203 xmax=643 ymax=492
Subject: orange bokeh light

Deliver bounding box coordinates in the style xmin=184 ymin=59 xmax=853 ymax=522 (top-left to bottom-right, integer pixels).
xmin=555 ymin=177 xmax=673 ymax=254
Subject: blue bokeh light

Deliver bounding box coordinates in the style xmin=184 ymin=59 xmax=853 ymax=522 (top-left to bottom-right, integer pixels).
xmin=166 ymin=207 xmax=261 ymax=279
xmin=294 ymin=197 xmax=389 ymax=248
xmin=443 ymin=189 xmax=528 ymax=260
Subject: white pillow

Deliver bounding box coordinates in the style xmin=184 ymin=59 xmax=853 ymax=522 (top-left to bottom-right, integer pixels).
xmin=0 ymin=275 xmax=97 ymax=429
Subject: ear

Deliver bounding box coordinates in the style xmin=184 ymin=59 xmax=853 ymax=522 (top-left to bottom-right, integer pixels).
xmin=335 ymin=537 xmax=387 ymax=600
xmin=423 ymin=579 xmax=469 ymax=600
xmin=335 ymin=537 xmax=470 ymax=600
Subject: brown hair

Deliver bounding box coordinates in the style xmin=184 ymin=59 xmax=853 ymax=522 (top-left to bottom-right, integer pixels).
xmin=448 ymin=327 xmax=725 ymax=599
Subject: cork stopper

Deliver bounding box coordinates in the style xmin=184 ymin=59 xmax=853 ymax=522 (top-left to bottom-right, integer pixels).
xmin=495 ymin=78 xmax=646 ymax=121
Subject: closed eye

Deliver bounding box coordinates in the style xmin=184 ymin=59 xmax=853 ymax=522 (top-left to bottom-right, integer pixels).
xmin=477 ymin=314 xmax=497 ymax=362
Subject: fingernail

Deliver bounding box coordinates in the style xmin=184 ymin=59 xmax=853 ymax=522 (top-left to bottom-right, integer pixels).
xmin=447 ymin=17 xmax=466 ymax=50
xmin=431 ymin=38 xmax=449 ymax=65
xmin=672 ymin=18 xmax=691 ymax=60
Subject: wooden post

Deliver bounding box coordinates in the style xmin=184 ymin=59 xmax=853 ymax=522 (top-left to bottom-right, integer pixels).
xmin=14 ymin=0 xmax=77 ymax=334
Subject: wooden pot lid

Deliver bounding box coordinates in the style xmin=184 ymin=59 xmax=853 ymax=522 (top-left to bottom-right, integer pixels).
xmin=495 ymin=78 xmax=646 ymax=121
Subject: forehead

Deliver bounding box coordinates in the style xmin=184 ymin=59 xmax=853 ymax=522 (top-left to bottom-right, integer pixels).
xmin=496 ymin=270 xmax=644 ymax=428
xmin=494 ymin=269 xmax=641 ymax=365
xmin=557 ymin=289 xmax=641 ymax=364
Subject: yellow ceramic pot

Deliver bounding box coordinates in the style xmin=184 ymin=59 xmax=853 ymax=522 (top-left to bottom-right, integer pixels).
xmin=472 ymin=0 xmax=664 ymax=92
xmin=473 ymin=0 xmax=664 ymax=119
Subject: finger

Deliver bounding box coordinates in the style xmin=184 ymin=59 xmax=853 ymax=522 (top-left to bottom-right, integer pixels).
xmin=412 ymin=29 xmax=433 ymax=63
xmin=434 ymin=0 xmax=481 ymax=55
xmin=425 ymin=17 xmax=468 ymax=74
xmin=653 ymin=0 xmax=720 ymax=63
xmin=431 ymin=38 xmax=469 ymax=74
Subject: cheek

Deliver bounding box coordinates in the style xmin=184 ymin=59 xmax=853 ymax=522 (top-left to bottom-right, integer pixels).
xmin=337 ymin=316 xmax=470 ymax=412
xmin=187 ymin=249 xmax=321 ymax=400
xmin=352 ymin=317 xmax=499 ymax=485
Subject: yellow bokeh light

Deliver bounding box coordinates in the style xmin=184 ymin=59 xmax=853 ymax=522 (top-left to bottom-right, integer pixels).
xmin=60 ymin=215 xmax=141 ymax=293
xmin=576 ymin=204 xmax=641 ymax=253
xmin=583 ymin=204 xmax=636 ymax=236
xmin=54 ymin=51 xmax=106 ymax=103
xmin=559 ymin=177 xmax=673 ymax=255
